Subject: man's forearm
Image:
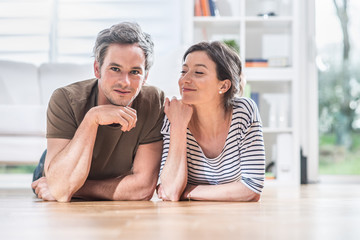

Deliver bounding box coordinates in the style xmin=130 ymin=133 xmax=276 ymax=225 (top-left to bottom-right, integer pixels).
xmin=74 ymin=173 xmax=157 ymax=201
xmin=46 ymin=109 xmax=99 ymax=202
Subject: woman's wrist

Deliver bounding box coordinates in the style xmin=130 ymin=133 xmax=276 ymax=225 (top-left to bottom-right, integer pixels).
xmin=170 ymin=122 xmax=188 ymax=134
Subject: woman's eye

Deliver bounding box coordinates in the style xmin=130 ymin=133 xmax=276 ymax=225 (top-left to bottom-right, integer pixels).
xmin=180 ymin=70 xmax=187 ymax=75
xmin=111 ymin=67 xmax=120 ymax=72
xmin=195 ymin=71 xmax=204 ymax=75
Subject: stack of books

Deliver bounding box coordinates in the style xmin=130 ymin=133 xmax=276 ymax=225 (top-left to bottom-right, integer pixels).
xmin=245 ymin=59 xmax=268 ymax=68
xmin=194 ymin=0 xmax=220 ymax=17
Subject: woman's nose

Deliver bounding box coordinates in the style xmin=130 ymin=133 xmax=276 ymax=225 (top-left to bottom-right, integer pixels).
xmin=181 ymin=72 xmax=191 ymax=83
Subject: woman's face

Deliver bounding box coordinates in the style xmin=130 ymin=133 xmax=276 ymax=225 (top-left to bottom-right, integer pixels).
xmin=179 ymin=51 xmax=223 ymax=106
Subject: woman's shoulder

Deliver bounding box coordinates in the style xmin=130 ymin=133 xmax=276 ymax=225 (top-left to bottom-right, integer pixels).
xmin=233 ymin=97 xmax=258 ymax=113
xmin=232 ymin=97 xmax=261 ymax=123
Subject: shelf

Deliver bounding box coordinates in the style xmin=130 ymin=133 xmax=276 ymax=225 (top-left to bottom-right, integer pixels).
xmin=193 ymin=16 xmax=292 ymax=26
xmin=245 ymin=16 xmax=293 ymax=22
xmin=193 ymin=17 xmax=241 ymax=28
xmin=194 ymin=16 xmax=242 ymax=23
xmin=244 ymin=67 xmax=293 ymax=81
xmin=189 ymin=0 xmax=300 ymax=185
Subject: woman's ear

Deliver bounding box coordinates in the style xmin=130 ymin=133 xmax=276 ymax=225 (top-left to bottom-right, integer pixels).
xmin=219 ymin=79 xmax=232 ymax=93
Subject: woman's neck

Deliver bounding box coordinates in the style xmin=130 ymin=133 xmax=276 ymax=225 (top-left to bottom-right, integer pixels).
xmin=189 ymin=103 xmax=231 ymax=139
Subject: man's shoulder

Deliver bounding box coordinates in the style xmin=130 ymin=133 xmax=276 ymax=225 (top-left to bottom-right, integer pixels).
xmin=61 ymin=78 xmax=97 ymax=96
xmin=54 ymin=78 xmax=97 ymax=103
xmin=140 ymin=85 xmax=164 ymax=97
xmin=137 ymin=84 xmax=165 ymax=105
xmin=134 ymin=85 xmax=165 ymax=125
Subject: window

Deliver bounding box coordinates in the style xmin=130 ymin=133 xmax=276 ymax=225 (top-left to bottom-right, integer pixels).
xmin=0 ymin=0 xmax=182 ymax=65
xmin=317 ymin=0 xmax=360 ymax=175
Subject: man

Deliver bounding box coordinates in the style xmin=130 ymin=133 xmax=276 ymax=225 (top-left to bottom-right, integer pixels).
xmin=31 ymin=22 xmax=164 ymax=202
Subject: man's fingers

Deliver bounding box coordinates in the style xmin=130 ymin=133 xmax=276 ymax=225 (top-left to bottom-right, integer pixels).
xmin=35 ymin=186 xmax=40 ymax=195
xmin=118 ymin=107 xmax=137 ymax=131
xmin=31 ymin=178 xmax=40 ymax=189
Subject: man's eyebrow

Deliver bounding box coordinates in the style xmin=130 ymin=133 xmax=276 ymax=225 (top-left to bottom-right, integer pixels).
xmin=132 ymin=66 xmax=143 ymax=70
xmin=109 ymin=62 xmax=122 ymax=67
xmin=109 ymin=63 xmax=143 ymax=70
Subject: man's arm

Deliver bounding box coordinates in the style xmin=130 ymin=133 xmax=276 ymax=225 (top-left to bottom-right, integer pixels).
xmin=42 ymin=105 xmax=137 ymax=202
xmin=73 ymin=140 xmax=162 ymax=201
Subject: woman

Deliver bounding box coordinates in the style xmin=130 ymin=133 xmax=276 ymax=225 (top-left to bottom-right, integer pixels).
xmin=157 ymin=41 xmax=265 ymax=202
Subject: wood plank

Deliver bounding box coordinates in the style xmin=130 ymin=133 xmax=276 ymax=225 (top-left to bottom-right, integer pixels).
xmin=1 ymin=184 xmax=360 ymax=240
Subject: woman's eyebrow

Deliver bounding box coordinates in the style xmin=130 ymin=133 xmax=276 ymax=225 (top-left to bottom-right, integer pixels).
xmin=182 ymin=63 xmax=208 ymax=69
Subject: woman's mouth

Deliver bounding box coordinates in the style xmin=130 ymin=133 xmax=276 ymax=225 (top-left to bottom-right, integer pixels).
xmin=182 ymin=87 xmax=196 ymax=92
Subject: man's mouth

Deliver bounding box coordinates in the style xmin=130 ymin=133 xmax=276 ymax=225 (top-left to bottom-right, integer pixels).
xmin=114 ymin=89 xmax=131 ymax=95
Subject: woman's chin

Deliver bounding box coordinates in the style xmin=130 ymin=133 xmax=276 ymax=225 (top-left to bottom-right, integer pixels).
xmin=180 ymin=97 xmax=192 ymax=105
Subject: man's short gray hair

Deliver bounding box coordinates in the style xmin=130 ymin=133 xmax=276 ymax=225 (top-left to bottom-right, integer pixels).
xmin=93 ymin=22 xmax=154 ymax=73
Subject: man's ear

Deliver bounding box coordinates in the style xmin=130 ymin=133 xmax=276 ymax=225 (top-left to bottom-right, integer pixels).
xmin=219 ymin=79 xmax=232 ymax=93
xmin=143 ymin=71 xmax=149 ymax=85
xmin=94 ymin=60 xmax=100 ymax=79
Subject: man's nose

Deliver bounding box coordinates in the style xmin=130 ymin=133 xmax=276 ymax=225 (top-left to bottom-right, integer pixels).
xmin=118 ymin=72 xmax=130 ymax=86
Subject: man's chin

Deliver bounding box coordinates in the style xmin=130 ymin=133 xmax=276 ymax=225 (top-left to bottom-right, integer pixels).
xmin=109 ymin=98 xmax=133 ymax=107
xmin=111 ymin=101 xmax=130 ymax=107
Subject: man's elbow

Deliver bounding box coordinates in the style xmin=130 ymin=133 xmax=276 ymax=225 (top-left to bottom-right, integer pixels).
xmin=51 ymin=189 xmax=73 ymax=202
xmin=137 ymin=186 xmax=156 ymax=201
xmin=113 ymin=182 xmax=157 ymax=201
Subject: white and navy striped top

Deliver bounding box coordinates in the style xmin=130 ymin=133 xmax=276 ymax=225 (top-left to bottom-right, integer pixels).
xmin=160 ymin=97 xmax=265 ymax=194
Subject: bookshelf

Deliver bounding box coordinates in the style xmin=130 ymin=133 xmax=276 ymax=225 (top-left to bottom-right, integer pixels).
xmin=184 ymin=0 xmax=301 ymax=184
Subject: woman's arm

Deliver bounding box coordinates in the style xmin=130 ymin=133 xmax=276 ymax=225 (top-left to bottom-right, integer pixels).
xmin=182 ymin=182 xmax=260 ymax=202
xmin=159 ymin=97 xmax=193 ymax=201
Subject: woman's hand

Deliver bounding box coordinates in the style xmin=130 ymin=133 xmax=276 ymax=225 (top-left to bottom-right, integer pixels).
xmin=156 ymin=184 xmax=171 ymax=201
xmin=164 ymin=97 xmax=193 ymax=129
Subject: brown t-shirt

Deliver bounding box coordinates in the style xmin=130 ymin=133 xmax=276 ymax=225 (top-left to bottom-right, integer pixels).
xmin=46 ymin=79 xmax=165 ymax=180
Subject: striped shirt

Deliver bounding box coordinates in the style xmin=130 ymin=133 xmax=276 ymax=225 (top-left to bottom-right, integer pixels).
xmin=160 ymin=97 xmax=265 ymax=194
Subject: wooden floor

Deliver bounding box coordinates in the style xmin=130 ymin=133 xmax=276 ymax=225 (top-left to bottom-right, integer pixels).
xmin=1 ymin=181 xmax=360 ymax=240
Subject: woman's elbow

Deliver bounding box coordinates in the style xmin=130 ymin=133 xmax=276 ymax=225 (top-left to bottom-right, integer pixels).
xmin=161 ymin=187 xmax=182 ymax=201
xmin=168 ymin=193 xmax=181 ymax=202
xmin=248 ymin=192 xmax=261 ymax=202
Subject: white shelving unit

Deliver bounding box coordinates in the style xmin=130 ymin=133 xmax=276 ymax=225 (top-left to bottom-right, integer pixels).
xmin=184 ymin=0 xmax=301 ymax=184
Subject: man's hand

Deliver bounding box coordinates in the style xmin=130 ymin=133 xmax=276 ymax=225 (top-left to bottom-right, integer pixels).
xmin=92 ymin=105 xmax=137 ymax=132
xmin=31 ymin=177 xmax=56 ymax=201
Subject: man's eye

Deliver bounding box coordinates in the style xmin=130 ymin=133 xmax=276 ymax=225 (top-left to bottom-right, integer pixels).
xmin=111 ymin=67 xmax=120 ymax=72
xmin=195 ymin=71 xmax=204 ymax=75
xmin=180 ymin=70 xmax=187 ymax=75
xmin=130 ymin=70 xmax=140 ymax=75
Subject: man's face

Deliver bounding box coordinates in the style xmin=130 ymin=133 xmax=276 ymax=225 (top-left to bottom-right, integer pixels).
xmin=95 ymin=43 xmax=147 ymax=107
